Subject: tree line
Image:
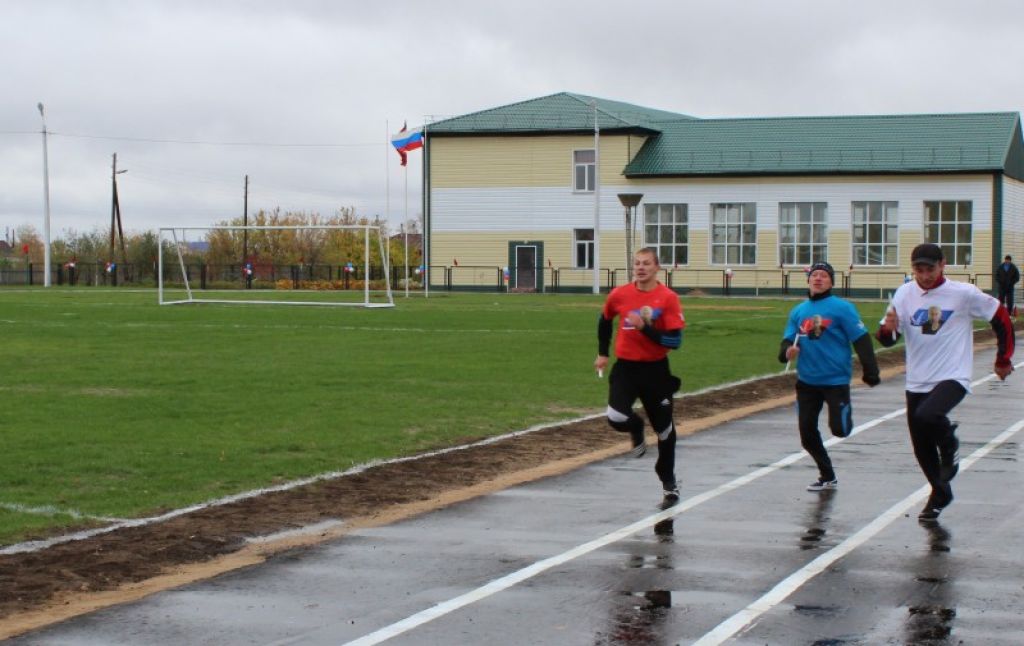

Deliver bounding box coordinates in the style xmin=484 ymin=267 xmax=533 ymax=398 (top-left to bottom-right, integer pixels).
xmin=4 ymin=208 xmax=423 ymax=271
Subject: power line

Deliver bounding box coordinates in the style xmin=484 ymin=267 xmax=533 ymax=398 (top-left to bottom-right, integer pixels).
xmin=47 ymin=131 xmax=378 ymax=148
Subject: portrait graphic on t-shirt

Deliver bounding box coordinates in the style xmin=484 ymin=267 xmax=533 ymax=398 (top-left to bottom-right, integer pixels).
xmin=798 ymin=314 xmax=832 ymax=340
xmin=622 ymin=305 xmax=662 ymax=330
xmin=910 ymin=306 xmax=952 ymax=335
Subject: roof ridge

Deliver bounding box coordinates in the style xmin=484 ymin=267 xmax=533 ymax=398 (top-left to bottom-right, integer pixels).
xmin=688 ymin=111 xmax=1020 ymax=124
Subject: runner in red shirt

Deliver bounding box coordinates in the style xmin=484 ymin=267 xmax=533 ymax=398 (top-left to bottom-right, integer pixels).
xmin=595 ymin=248 xmax=685 ymax=507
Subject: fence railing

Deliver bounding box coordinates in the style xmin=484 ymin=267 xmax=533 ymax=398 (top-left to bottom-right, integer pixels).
xmin=0 ymin=263 xmax=422 ymax=290
xmin=0 ymin=262 xmax=1013 ymax=300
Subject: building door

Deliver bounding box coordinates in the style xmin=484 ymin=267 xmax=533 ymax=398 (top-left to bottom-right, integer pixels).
xmin=514 ymin=245 xmax=537 ymax=290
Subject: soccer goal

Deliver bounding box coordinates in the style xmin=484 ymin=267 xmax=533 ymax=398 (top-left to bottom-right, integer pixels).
xmin=158 ymin=224 xmax=395 ymax=307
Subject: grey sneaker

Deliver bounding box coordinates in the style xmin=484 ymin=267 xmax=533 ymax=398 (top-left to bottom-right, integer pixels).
xmin=629 ymin=428 xmax=646 ymax=458
xmin=807 ymin=478 xmax=838 ymax=492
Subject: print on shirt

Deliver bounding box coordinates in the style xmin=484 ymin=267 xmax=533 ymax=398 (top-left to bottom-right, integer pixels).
xmin=798 ymin=315 xmax=832 ymax=340
xmin=910 ymin=306 xmax=952 ymax=335
xmin=622 ymin=306 xmax=662 ymax=330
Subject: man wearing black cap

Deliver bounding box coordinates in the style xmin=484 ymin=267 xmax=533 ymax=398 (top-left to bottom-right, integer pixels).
xmin=779 ymin=261 xmax=880 ymax=491
xmin=879 ymin=243 xmax=1015 ymax=521
xmin=995 ymin=254 xmax=1019 ymax=315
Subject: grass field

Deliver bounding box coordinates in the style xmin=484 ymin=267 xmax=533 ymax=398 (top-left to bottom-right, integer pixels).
xmin=0 ymin=288 xmax=892 ymax=546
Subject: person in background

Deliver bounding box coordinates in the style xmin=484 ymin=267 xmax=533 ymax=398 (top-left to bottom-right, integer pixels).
xmin=995 ymin=254 xmax=1019 ymax=316
xmin=878 ymin=243 xmax=1015 ymax=521
xmin=779 ymin=261 xmax=880 ymax=492
xmin=595 ymin=248 xmax=684 ymax=507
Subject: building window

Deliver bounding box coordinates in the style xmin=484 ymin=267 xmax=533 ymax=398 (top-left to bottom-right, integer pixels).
xmin=779 ymin=202 xmax=828 ymax=266
xmin=573 ymin=150 xmax=595 ymax=192
xmin=924 ymin=201 xmax=972 ymax=265
xmin=643 ymin=204 xmax=688 ymax=266
xmin=711 ymin=203 xmax=757 ymax=265
xmin=851 ymin=201 xmax=898 ymax=266
xmin=573 ymin=228 xmax=594 ymax=268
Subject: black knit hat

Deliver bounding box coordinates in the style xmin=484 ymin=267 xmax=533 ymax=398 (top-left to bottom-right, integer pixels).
xmin=807 ymin=261 xmax=835 ymax=284
xmin=911 ymin=243 xmax=944 ymax=266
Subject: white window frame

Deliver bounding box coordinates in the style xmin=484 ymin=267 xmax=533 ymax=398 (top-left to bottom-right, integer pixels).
xmin=643 ymin=203 xmax=689 ymax=266
xmin=924 ymin=200 xmax=973 ymax=265
xmin=851 ymin=201 xmax=899 ymax=266
xmin=778 ymin=202 xmax=828 ymax=266
xmin=710 ymin=203 xmax=757 ymax=265
xmin=572 ymin=149 xmax=595 ymax=192
xmin=573 ymin=228 xmax=594 ymax=269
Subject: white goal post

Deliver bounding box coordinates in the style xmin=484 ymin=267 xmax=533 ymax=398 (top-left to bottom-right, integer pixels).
xmin=157 ymin=224 xmax=395 ymax=308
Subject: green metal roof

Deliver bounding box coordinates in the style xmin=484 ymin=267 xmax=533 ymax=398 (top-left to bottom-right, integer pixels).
xmin=426 ymin=92 xmax=692 ymax=135
xmin=427 ymin=92 xmax=1024 ymax=180
xmin=624 ymin=112 xmax=1024 ymax=179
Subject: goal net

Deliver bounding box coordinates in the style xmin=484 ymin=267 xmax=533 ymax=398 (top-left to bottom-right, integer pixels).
xmin=157 ymin=225 xmax=395 ymax=308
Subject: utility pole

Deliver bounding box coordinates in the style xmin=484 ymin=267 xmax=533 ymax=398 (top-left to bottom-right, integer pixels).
xmin=243 ymin=174 xmax=249 ymax=263
xmin=110 ymin=153 xmax=128 ymax=272
xmin=38 ymin=103 xmax=52 ymax=287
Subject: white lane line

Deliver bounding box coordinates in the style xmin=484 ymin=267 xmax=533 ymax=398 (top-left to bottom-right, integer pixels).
xmin=338 ymin=406 xmax=907 ymax=646
xmin=692 ymin=416 xmax=1024 ymax=646
xmin=339 ymin=360 xmax=1019 ymax=646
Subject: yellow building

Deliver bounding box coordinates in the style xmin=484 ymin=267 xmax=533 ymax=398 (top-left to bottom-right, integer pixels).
xmin=424 ymin=93 xmax=1024 ymax=296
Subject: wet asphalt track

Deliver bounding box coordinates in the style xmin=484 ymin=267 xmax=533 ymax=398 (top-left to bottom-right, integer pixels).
xmin=11 ymin=348 xmax=1024 ymax=645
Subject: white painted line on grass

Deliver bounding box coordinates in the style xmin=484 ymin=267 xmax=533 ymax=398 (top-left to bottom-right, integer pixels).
xmin=0 ymin=368 xmax=801 ymax=555
xmin=0 ymin=502 xmax=124 ymax=523
xmin=337 ymin=405 xmax=908 ymax=646
xmin=0 ymin=411 xmax=604 ymax=555
xmin=692 ymin=415 xmax=1024 ymax=646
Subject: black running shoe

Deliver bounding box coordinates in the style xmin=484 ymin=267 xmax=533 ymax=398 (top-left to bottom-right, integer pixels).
xmin=807 ymin=478 xmax=838 ymax=492
xmin=659 ymin=486 xmax=680 ymax=510
xmin=918 ymin=488 xmax=953 ymax=520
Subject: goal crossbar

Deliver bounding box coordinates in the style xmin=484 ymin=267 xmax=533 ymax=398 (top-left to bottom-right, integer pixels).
xmin=158 ymin=225 xmax=395 ymax=308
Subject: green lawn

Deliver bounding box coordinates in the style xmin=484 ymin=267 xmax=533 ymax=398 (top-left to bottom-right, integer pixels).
xmin=0 ymin=288 xmax=891 ymax=545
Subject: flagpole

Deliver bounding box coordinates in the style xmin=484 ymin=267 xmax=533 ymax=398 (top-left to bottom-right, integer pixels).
xmin=404 ymin=163 xmax=409 ymax=298
xmin=385 ymin=119 xmax=390 ymax=294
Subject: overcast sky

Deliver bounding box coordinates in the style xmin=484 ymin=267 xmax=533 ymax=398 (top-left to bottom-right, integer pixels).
xmin=3 ymin=0 xmax=1023 ymax=240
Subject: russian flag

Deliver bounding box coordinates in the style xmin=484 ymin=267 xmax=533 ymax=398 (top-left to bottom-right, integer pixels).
xmin=391 ymin=122 xmax=423 ymax=167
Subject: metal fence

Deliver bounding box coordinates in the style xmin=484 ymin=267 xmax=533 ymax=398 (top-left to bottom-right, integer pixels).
xmin=0 ymin=262 xmax=1014 ymax=300
xmin=0 ymin=262 xmax=421 ymax=290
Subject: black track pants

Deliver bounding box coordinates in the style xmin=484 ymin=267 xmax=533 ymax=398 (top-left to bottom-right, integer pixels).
xmin=607 ymin=358 xmax=678 ymax=487
xmin=795 ymin=381 xmax=852 ymax=481
xmin=906 ymin=380 xmax=966 ymax=500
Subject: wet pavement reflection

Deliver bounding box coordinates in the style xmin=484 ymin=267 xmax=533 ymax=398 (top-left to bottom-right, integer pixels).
xmin=601 ymin=518 xmax=676 ymax=645
xmin=904 ymin=521 xmax=956 ymax=643
xmin=800 ymin=489 xmax=837 ymax=550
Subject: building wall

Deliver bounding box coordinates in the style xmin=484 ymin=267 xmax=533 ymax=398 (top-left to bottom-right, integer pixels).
xmin=1004 ymin=175 xmax=1024 ymax=258
xmin=432 ymin=169 xmax=996 ymax=277
xmin=429 ymin=134 xmax=644 ymax=188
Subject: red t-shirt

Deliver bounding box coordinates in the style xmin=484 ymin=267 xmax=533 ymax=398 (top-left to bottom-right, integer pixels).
xmin=602 ymin=282 xmax=685 ymax=361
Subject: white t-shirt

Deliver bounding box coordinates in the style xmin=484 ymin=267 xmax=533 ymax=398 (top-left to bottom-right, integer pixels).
xmin=890 ymin=278 xmax=999 ymax=392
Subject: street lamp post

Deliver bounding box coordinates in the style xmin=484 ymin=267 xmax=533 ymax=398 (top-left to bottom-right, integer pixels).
xmin=591 ymin=100 xmax=600 ymax=294
xmin=617 ymin=193 xmax=643 ymax=282
xmin=38 ymin=102 xmax=52 ymax=287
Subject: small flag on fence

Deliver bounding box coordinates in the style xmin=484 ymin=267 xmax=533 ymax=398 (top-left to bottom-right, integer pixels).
xmin=391 ymin=122 xmax=424 ymax=167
